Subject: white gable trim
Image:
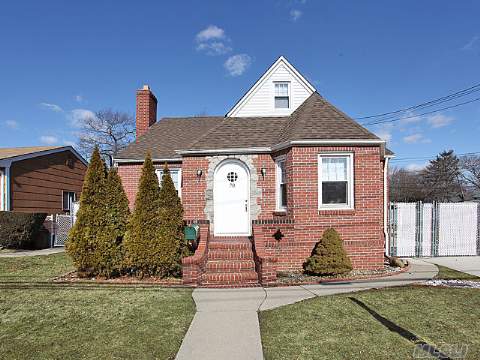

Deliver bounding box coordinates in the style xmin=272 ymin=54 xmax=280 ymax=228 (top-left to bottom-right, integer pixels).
xmin=227 ymin=56 xmax=316 ymax=117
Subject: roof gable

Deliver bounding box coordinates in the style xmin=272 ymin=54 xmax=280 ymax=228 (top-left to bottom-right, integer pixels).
xmin=0 ymin=146 xmax=88 ymax=166
xmin=227 ymin=56 xmax=316 ymax=117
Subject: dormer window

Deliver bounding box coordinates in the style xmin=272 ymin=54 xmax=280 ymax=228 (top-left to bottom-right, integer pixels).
xmin=274 ymin=82 xmax=290 ymax=109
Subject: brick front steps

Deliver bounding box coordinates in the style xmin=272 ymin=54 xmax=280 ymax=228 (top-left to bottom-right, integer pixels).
xmin=199 ymin=237 xmax=260 ymax=288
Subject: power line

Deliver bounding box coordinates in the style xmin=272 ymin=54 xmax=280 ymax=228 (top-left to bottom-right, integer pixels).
xmin=353 ymin=82 xmax=480 ymax=126
xmin=390 ymin=151 xmax=480 ymax=163
xmin=362 ymin=96 xmax=480 ymax=126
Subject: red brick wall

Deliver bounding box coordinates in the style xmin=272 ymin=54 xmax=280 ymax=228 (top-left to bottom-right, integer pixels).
xmin=181 ymin=157 xmax=209 ymax=220
xmin=117 ymin=146 xmax=386 ymax=271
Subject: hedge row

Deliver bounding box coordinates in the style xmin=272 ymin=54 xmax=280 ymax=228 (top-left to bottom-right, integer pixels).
xmin=0 ymin=212 xmax=47 ymax=249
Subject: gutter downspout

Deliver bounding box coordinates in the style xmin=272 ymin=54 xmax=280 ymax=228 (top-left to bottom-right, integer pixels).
xmin=383 ymin=157 xmax=390 ymax=255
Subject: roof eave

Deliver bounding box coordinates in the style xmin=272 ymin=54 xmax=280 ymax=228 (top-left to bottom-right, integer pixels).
xmin=0 ymin=146 xmax=88 ymax=167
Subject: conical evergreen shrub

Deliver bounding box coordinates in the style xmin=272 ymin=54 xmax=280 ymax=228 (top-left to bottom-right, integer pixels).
xmin=66 ymin=147 xmax=107 ymax=276
xmin=94 ymin=167 xmax=130 ymax=277
xmin=303 ymin=228 xmax=352 ymax=276
xmin=123 ymin=153 xmax=163 ymax=276
xmin=157 ymin=163 xmax=186 ymax=276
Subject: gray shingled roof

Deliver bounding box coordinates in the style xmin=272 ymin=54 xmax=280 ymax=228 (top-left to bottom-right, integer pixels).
xmin=117 ymin=93 xmax=386 ymax=160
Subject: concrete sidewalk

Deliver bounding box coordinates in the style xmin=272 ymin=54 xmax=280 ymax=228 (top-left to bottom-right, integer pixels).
xmin=0 ymin=247 xmax=65 ymax=258
xmin=422 ymin=256 xmax=480 ymax=277
xmin=176 ymin=259 xmax=438 ymax=360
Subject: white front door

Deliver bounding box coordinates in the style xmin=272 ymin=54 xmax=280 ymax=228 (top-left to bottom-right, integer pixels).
xmin=214 ymin=160 xmax=250 ymax=236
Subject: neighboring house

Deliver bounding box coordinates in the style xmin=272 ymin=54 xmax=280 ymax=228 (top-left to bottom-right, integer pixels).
xmin=0 ymin=146 xmax=87 ymax=214
xmin=115 ymin=56 xmax=394 ymax=286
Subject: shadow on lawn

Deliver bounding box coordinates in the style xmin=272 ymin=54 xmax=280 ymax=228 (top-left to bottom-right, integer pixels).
xmin=349 ymin=297 xmax=452 ymax=360
xmin=0 ymin=280 xmax=188 ymax=291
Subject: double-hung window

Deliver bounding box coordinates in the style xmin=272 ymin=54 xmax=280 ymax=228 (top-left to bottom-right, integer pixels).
xmin=275 ymin=156 xmax=287 ymax=211
xmin=62 ymin=191 xmax=76 ymax=212
xmin=274 ymin=82 xmax=290 ymax=109
xmin=318 ymin=153 xmax=354 ymax=209
xmin=156 ymin=168 xmax=182 ymax=198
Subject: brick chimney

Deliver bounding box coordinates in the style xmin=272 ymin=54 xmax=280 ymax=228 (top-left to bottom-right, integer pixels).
xmin=136 ymin=85 xmax=157 ymax=139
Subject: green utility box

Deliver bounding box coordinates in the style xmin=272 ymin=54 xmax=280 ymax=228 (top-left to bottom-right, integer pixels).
xmin=184 ymin=224 xmax=200 ymax=241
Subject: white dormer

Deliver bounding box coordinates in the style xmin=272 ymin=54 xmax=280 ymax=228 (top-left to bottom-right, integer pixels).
xmin=227 ymin=56 xmax=316 ymax=117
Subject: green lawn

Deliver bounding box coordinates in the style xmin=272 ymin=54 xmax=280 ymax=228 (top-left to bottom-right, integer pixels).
xmin=260 ymin=286 xmax=480 ymax=360
xmin=435 ymin=264 xmax=480 ymax=281
xmin=0 ymin=253 xmax=195 ymax=360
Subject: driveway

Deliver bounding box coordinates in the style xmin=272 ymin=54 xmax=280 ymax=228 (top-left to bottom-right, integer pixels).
xmin=423 ymin=256 xmax=480 ymax=277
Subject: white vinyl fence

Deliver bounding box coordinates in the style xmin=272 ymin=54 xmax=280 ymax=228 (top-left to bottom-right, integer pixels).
xmin=389 ymin=202 xmax=480 ymax=257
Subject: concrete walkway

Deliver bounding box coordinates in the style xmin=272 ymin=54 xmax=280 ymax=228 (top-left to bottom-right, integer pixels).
xmin=422 ymin=256 xmax=480 ymax=277
xmin=0 ymin=247 xmax=64 ymax=258
xmin=176 ymin=259 xmax=438 ymax=360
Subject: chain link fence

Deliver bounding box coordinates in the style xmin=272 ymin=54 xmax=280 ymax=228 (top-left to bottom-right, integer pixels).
xmin=389 ymin=202 xmax=480 ymax=257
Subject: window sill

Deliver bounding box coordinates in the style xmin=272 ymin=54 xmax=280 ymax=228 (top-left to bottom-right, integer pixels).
xmin=273 ymin=210 xmax=287 ymax=216
xmin=318 ymin=208 xmax=355 ymax=215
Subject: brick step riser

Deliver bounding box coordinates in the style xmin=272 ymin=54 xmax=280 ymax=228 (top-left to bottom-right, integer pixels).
xmin=210 ymin=237 xmax=251 ymax=242
xmin=205 ymin=261 xmax=256 ymax=273
xmin=208 ymin=242 xmax=252 ymax=250
xmin=207 ymin=251 xmax=255 ymax=260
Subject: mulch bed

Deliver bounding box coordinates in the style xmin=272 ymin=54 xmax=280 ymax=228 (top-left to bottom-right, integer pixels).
xmin=53 ymin=270 xmax=186 ymax=286
xmin=271 ymin=263 xmax=408 ymax=286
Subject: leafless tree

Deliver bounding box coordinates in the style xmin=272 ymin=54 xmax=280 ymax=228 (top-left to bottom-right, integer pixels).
xmin=389 ymin=167 xmax=426 ymax=202
xmin=460 ymin=154 xmax=480 ymax=195
xmin=77 ymin=109 xmax=135 ymax=163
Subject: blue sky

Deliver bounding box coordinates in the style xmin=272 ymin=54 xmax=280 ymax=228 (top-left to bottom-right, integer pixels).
xmin=1 ymin=1 xmax=479 ymax=169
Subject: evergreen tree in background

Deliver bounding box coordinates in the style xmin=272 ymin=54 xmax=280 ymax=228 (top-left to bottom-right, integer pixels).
xmin=158 ymin=163 xmax=186 ymax=276
xmin=95 ymin=167 xmax=130 ymax=277
xmin=66 ymin=146 xmax=107 ymax=276
xmin=303 ymin=228 xmax=352 ymax=276
xmin=123 ymin=153 xmax=163 ymax=276
xmin=422 ymin=150 xmax=464 ymax=202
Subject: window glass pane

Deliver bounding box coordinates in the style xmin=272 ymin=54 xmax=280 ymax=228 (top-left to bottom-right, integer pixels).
xmin=280 ymin=183 xmax=287 ymax=207
xmin=322 ymin=157 xmax=347 ymax=181
xmin=157 ymin=170 xmax=180 ymax=192
xmin=322 ymin=182 xmax=347 ymax=204
xmin=279 ymin=160 xmax=286 ymax=183
xmin=275 ymin=83 xmax=289 ymax=96
xmin=275 ymin=96 xmax=289 ymax=108
xmin=63 ymin=192 xmax=69 ymax=210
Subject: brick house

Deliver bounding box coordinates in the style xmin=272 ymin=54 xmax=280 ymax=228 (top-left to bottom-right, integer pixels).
xmin=115 ymin=56 xmax=393 ymax=286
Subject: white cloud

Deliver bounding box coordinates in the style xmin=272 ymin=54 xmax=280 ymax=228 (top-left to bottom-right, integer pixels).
xmin=196 ymin=25 xmax=226 ymax=42
xmin=196 ymin=41 xmax=232 ymax=55
xmin=195 ymin=25 xmax=231 ymax=56
xmin=75 ymin=95 xmax=83 ymax=103
xmin=406 ymin=162 xmax=427 ymax=171
xmin=4 ymin=120 xmax=19 ymax=129
xmin=224 ymin=54 xmax=252 ymax=76
xmin=403 ymin=133 xmax=431 ymax=144
xmin=68 ymin=109 xmax=96 ymax=128
xmin=427 ymin=113 xmax=454 ymax=128
xmin=290 ymin=9 xmax=303 ymax=21
xmin=40 ymin=102 xmax=63 ymax=112
xmin=40 ymin=135 xmax=59 ymax=145
xmin=462 ymin=35 xmax=479 ymax=51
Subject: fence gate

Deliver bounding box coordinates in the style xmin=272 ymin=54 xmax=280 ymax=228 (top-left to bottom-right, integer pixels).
xmin=389 ymin=202 xmax=480 ymax=257
xmin=52 ymin=214 xmax=74 ymax=247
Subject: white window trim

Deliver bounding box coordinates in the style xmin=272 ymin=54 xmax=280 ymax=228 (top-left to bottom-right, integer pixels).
xmin=318 ymin=152 xmax=354 ymax=210
xmin=62 ymin=191 xmax=76 ymax=212
xmin=156 ymin=168 xmax=182 ymax=198
xmin=275 ymin=155 xmax=287 ymax=211
xmin=0 ymin=169 xmax=5 ymax=211
xmin=273 ymin=81 xmax=291 ymax=110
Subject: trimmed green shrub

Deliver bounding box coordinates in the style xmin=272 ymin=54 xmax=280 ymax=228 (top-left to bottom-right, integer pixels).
xmin=0 ymin=212 xmax=47 ymax=249
xmin=94 ymin=167 xmax=130 ymax=277
xmin=303 ymin=228 xmax=352 ymax=276
xmin=123 ymin=153 xmax=164 ymax=277
xmin=157 ymin=163 xmax=186 ymax=276
xmin=66 ymin=147 xmax=107 ymax=275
